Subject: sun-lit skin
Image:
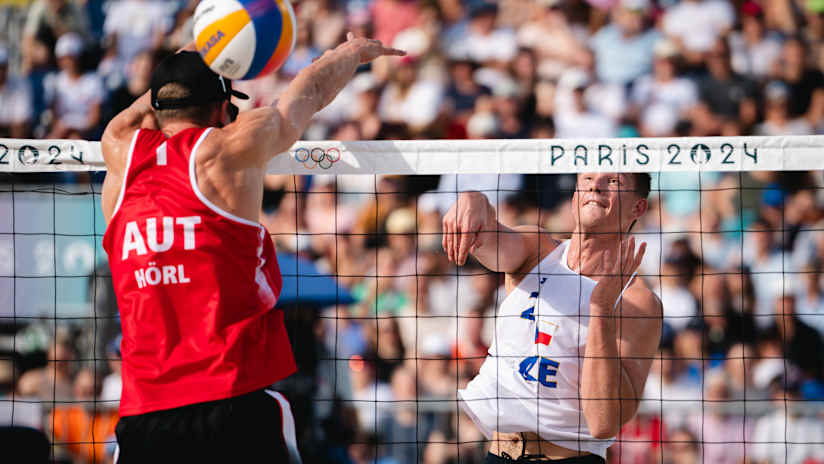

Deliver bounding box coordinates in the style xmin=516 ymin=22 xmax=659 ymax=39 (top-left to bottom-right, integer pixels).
xmin=571 ymin=172 xmax=647 ymax=238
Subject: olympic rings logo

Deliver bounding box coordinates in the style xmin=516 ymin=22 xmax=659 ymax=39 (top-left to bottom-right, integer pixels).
xmin=293 ymin=147 xmax=341 ymax=170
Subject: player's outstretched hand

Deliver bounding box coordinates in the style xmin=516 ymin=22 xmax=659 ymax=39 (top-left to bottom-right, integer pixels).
xmin=340 ymin=32 xmax=405 ymax=64
xmin=442 ymin=192 xmax=492 ymax=266
xmin=590 ymin=236 xmax=646 ymax=315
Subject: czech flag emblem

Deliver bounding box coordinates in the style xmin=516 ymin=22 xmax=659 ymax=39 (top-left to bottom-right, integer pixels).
xmin=535 ymin=319 xmax=559 ymax=349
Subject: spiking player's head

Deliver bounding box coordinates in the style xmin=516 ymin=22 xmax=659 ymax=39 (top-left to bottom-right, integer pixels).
xmin=572 ymin=172 xmax=651 ymax=234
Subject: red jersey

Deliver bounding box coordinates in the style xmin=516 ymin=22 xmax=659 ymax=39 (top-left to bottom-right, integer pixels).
xmin=102 ymin=127 xmax=296 ymax=416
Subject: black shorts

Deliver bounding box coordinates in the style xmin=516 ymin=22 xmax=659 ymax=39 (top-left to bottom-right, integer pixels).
xmin=484 ymin=451 xmax=606 ymax=463
xmin=115 ymin=388 xmax=301 ymax=463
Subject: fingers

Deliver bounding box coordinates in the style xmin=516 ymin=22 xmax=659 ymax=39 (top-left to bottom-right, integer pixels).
xmin=381 ymin=46 xmax=407 ymax=56
xmin=442 ymin=218 xmax=453 ymax=263
xmin=457 ymin=232 xmax=476 ymax=266
xmin=442 ymin=219 xmax=448 ymax=259
xmin=471 ymin=234 xmax=484 ymax=254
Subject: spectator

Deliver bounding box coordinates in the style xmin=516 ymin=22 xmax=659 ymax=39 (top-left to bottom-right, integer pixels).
xmin=590 ymin=0 xmax=660 ymax=86
xmin=281 ymin=18 xmax=322 ymax=79
xmin=443 ymin=57 xmax=491 ymax=123
xmin=105 ymin=49 xmax=156 ymax=120
xmin=729 ymin=2 xmax=782 ymax=79
xmin=0 ymin=45 xmax=33 ymax=138
xmin=662 ymin=0 xmax=735 ymax=62
xmin=377 ymin=365 xmax=434 ymax=464
xmin=50 ymin=368 xmax=119 ymax=464
xmin=631 ymin=40 xmax=697 ymax=137
xmin=98 ymin=335 xmax=122 ymax=409
xmin=686 ymin=371 xmax=753 ymax=464
xmin=350 ymin=358 xmax=393 ymax=433
xmin=516 ymin=0 xmax=590 ymax=80
xmin=21 ymin=0 xmax=89 ymax=71
xmin=372 ymin=0 xmax=420 ymax=48
xmin=751 ymin=371 xmax=824 ymax=463
xmin=17 ymin=336 xmax=75 ymax=402
xmin=44 ymin=32 xmax=104 ymax=139
xmin=773 ymin=37 xmax=824 ymax=124
xmin=0 ymin=360 xmax=41 ymax=430
xmin=102 ymin=0 xmax=173 ymax=66
xmin=643 ymin=346 xmax=702 ymax=430
xmin=660 ymin=428 xmax=701 ymax=464
xmin=764 ymin=294 xmax=824 ymax=380
xmin=553 ymin=70 xmax=617 ymax=138
xmin=695 ymin=39 xmax=759 ymax=134
xmin=754 ymin=80 xmax=814 ymax=135
xmin=746 ymin=218 xmax=792 ymax=327
xmin=448 ymin=2 xmax=517 ymax=65
xmin=797 ymin=262 xmax=824 ymax=337
xmin=416 ymin=334 xmax=454 ymax=397
xmin=345 ymin=72 xmax=384 ymax=140
xmin=377 ymin=55 xmax=443 ymax=133
xmin=690 ymin=273 xmax=757 ymax=358
xmin=722 ymin=343 xmax=767 ymax=400
xmin=300 ymin=0 xmax=346 ymax=51
xmin=659 ymin=255 xmax=698 ymax=332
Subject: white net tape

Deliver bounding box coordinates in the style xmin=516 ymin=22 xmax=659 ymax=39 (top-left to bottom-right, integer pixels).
xmin=3 ymin=135 xmax=824 ymax=174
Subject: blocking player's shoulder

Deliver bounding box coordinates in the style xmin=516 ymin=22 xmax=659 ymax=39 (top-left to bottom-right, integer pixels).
xmin=505 ymin=227 xmax=559 ymax=289
xmin=620 ymin=276 xmax=663 ymax=338
xmin=210 ymin=106 xmax=291 ymax=168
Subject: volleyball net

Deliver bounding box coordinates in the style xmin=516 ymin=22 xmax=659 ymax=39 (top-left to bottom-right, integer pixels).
xmin=2 ymin=135 xmax=824 ymax=463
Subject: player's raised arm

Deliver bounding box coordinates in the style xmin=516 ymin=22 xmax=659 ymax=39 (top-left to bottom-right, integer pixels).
xmin=442 ymin=191 xmax=553 ymax=273
xmin=101 ymin=41 xmax=198 ymax=174
xmin=581 ymin=237 xmax=662 ymax=438
xmin=222 ymin=34 xmax=404 ymax=166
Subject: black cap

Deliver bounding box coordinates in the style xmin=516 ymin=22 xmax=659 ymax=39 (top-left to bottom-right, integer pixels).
xmin=150 ymin=51 xmax=249 ymax=110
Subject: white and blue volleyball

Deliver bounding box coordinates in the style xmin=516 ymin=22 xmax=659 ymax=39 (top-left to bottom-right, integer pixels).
xmin=193 ymin=0 xmax=297 ymax=80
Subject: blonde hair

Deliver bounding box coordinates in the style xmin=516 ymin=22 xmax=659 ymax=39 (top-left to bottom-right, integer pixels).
xmin=154 ymin=82 xmax=217 ymax=127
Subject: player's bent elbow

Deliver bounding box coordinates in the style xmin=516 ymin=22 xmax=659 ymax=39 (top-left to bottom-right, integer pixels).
xmin=583 ymin=409 xmax=620 ymax=440
xmin=588 ymin=422 xmax=620 ymax=440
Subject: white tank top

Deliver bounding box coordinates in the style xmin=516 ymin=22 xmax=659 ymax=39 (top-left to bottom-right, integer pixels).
xmin=459 ymin=240 xmax=626 ymax=459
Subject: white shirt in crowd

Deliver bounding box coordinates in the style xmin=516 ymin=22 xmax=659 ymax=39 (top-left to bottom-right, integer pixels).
xmin=632 ymin=75 xmax=698 ymax=117
xmin=751 ymin=410 xmax=824 ymax=463
xmin=104 ymin=0 xmax=174 ymax=65
xmin=729 ymin=32 xmax=782 ymax=79
xmin=353 ymin=382 xmax=394 ymax=433
xmin=663 ymin=0 xmax=735 ymax=53
xmin=744 ymin=250 xmax=797 ymax=328
xmin=0 ymin=77 xmax=33 ymax=127
xmin=45 ymin=71 xmax=104 ymax=130
xmin=99 ymin=372 xmax=122 ymax=406
xmin=449 ymin=28 xmax=518 ymax=63
xmin=378 ymin=80 xmax=443 ymax=130
xmin=657 ymin=284 xmax=698 ymax=332
xmin=642 ymin=372 xmax=703 ymax=431
xmin=554 ymin=108 xmax=617 ymax=139
xmin=754 ymin=118 xmax=814 ymax=136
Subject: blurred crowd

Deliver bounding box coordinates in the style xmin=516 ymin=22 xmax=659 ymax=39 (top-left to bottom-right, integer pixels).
xmin=2 ymin=0 xmax=824 ymax=463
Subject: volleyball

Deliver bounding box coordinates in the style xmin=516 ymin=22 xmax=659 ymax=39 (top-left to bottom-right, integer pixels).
xmin=193 ymin=0 xmax=296 ymax=81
